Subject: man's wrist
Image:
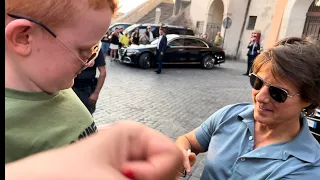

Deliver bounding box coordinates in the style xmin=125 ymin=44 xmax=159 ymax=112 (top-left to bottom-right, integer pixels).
xmin=93 ymin=90 xmax=100 ymax=94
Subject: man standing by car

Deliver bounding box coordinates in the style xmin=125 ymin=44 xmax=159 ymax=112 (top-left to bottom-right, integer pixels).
xmin=72 ymin=50 xmax=107 ymax=114
xmin=155 ymin=27 xmax=167 ymax=74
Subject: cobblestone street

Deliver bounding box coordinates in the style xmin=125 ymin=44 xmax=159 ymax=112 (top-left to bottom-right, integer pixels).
xmin=94 ymin=57 xmax=252 ymax=179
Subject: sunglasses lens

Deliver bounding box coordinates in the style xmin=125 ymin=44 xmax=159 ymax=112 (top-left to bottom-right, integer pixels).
xmin=87 ymin=53 xmax=97 ymax=63
xmin=250 ymin=74 xmax=263 ymax=90
xmin=269 ymin=86 xmax=287 ymax=103
xmin=86 ymin=42 xmax=102 ymax=63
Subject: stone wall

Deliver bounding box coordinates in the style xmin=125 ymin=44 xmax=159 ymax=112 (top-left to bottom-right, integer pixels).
xmin=113 ymin=0 xmax=174 ymax=23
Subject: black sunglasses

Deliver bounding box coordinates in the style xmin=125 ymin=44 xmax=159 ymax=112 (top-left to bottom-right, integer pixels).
xmin=7 ymin=13 xmax=101 ymax=74
xmin=249 ymin=73 xmax=300 ymax=103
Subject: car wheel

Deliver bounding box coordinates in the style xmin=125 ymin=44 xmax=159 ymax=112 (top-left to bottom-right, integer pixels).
xmin=201 ymin=54 xmax=215 ymax=69
xmin=139 ymin=53 xmax=152 ymax=69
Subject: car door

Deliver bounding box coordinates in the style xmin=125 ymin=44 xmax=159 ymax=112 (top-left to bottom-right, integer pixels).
xmin=164 ymin=38 xmax=186 ymax=62
xmin=183 ymin=38 xmax=208 ymax=62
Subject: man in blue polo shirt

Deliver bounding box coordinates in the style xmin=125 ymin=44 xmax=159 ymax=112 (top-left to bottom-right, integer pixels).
xmin=175 ymin=37 xmax=320 ymax=179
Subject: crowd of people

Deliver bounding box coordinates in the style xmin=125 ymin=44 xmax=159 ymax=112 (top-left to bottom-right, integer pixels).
xmin=5 ymin=0 xmax=320 ymax=179
xmin=100 ymin=25 xmax=158 ymax=62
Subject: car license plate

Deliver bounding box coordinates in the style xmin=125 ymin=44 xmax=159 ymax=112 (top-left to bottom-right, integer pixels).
xmin=307 ymin=119 xmax=317 ymax=129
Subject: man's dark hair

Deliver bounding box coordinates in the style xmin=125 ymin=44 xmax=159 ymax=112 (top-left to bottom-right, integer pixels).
xmin=159 ymin=26 xmax=166 ymax=32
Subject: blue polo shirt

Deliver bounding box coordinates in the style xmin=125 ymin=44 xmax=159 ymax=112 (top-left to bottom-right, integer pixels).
xmin=195 ymin=103 xmax=320 ymax=180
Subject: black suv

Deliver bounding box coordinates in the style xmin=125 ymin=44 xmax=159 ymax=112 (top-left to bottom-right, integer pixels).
xmin=307 ymin=108 xmax=320 ymax=143
xmin=124 ymin=23 xmax=194 ymax=39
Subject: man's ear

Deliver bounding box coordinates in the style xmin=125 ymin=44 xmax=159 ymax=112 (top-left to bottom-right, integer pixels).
xmin=301 ymin=99 xmax=313 ymax=110
xmin=5 ymin=19 xmax=33 ymax=56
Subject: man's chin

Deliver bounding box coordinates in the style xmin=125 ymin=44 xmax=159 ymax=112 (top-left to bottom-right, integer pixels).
xmin=254 ymin=111 xmax=273 ymax=124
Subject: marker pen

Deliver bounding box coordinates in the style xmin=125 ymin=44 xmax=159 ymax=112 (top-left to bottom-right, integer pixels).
xmin=183 ymin=149 xmax=191 ymax=177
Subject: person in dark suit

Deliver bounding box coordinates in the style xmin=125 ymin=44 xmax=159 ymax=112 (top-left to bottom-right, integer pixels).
xmin=244 ymin=36 xmax=260 ymax=75
xmin=155 ymin=27 xmax=167 ymax=74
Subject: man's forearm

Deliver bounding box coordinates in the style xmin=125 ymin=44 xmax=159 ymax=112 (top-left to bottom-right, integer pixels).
xmin=94 ymin=71 xmax=106 ymax=94
xmin=175 ymin=136 xmax=192 ymax=152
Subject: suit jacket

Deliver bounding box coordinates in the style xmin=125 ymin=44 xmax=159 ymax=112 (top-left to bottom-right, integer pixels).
xmin=157 ymin=34 xmax=167 ymax=53
xmin=247 ymin=42 xmax=260 ymax=56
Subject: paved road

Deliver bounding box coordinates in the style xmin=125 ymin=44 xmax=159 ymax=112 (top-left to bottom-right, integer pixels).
xmin=93 ymin=58 xmax=252 ymax=179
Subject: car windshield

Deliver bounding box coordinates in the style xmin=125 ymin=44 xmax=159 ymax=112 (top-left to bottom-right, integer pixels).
xmin=150 ymin=35 xmax=178 ymax=45
xmin=124 ymin=24 xmax=139 ymax=34
xmin=151 ymin=38 xmax=159 ymax=45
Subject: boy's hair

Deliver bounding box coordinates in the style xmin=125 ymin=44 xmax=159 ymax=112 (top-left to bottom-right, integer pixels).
xmin=6 ymin=0 xmax=119 ymax=28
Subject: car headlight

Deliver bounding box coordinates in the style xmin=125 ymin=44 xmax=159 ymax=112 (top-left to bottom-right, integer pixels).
xmin=126 ymin=49 xmax=139 ymax=55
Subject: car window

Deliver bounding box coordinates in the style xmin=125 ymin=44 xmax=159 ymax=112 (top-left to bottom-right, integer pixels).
xmin=165 ymin=28 xmax=194 ymax=36
xmin=186 ymin=29 xmax=195 ymax=36
xmin=139 ymin=28 xmax=147 ymax=36
xmin=184 ymin=39 xmax=207 ymax=47
xmin=124 ymin=24 xmax=140 ymax=36
xmin=168 ymin=39 xmax=184 ymax=46
xmin=166 ymin=28 xmax=181 ymax=35
xmin=152 ymin=27 xmax=160 ymax=38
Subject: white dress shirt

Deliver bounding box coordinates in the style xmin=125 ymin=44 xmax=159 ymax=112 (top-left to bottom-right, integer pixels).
xmin=157 ymin=35 xmax=163 ymax=50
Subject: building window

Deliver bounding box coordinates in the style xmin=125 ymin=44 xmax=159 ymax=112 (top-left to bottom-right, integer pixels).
xmin=247 ymin=16 xmax=257 ymax=30
xmin=196 ymin=21 xmax=204 ymax=34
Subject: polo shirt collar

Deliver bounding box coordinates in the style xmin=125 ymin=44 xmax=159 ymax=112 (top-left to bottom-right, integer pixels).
xmin=283 ymin=117 xmax=319 ymax=163
xmin=237 ymin=105 xmax=319 ymax=163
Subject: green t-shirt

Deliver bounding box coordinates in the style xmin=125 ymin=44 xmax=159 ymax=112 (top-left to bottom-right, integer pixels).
xmin=5 ymin=88 xmax=97 ymax=163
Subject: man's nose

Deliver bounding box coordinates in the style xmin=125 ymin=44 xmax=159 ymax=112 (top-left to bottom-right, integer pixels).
xmin=255 ymin=85 xmax=271 ymax=103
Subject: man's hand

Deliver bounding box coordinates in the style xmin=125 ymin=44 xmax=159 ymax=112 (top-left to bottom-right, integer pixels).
xmin=176 ymin=148 xmax=197 ymax=178
xmin=160 ymin=52 xmax=164 ymax=56
xmin=88 ymin=91 xmax=99 ymax=105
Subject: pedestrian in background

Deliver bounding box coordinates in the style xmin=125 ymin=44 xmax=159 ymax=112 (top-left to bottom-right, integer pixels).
xmin=119 ymin=31 xmax=130 ymax=47
xmin=155 ymin=27 xmax=167 ymax=74
xmin=131 ymin=28 xmax=140 ymax=45
xmin=101 ymin=31 xmax=111 ymax=58
xmin=139 ymin=32 xmax=150 ymax=45
xmin=72 ymin=50 xmax=107 ymax=115
xmin=109 ymin=28 xmax=120 ymax=61
xmin=243 ymin=35 xmax=260 ymax=75
xmin=146 ymin=25 xmax=155 ymax=42
xmin=214 ymin=31 xmax=223 ymax=47
xmin=202 ymin=33 xmax=208 ymax=41
xmin=119 ymin=27 xmax=124 ymax=38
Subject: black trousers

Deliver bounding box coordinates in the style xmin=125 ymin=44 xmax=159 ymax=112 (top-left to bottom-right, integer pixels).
xmin=156 ymin=49 xmax=163 ymax=72
xmin=72 ymin=86 xmax=96 ymax=114
xmin=245 ymin=55 xmax=257 ymax=75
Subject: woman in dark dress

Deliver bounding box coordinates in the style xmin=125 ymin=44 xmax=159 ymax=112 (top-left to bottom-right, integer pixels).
xmin=131 ymin=28 xmax=140 ymax=45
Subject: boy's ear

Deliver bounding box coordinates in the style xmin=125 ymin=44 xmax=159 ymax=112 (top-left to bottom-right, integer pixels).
xmin=5 ymin=19 xmax=33 ymax=56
